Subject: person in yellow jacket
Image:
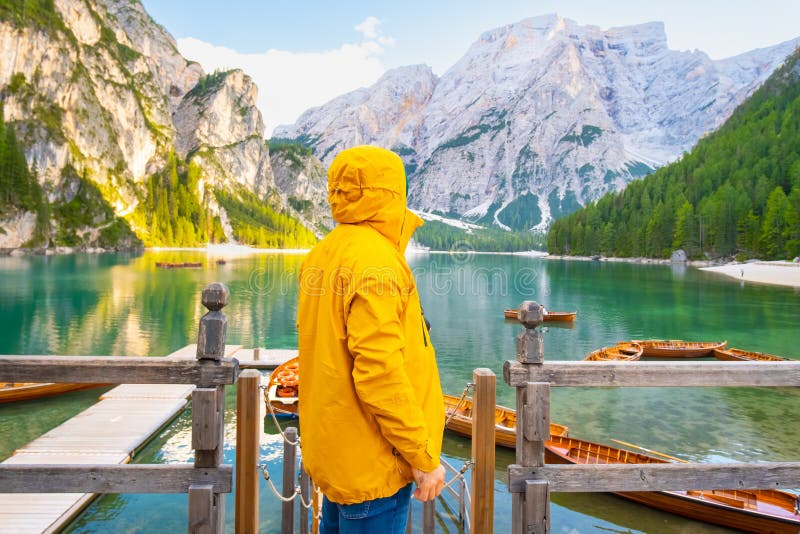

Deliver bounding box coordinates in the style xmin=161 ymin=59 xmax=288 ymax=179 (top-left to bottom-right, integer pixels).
xmin=297 ymin=145 xmax=446 ymax=533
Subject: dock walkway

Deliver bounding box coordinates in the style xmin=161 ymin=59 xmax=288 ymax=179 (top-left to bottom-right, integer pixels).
xmin=0 ymin=345 xmax=295 ymax=533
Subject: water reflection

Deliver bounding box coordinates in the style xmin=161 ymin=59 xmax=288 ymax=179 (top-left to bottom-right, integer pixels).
xmin=3 ymin=252 xmax=800 ymax=532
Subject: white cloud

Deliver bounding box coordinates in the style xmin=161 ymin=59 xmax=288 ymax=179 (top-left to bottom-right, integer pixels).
xmin=177 ymin=34 xmax=389 ymax=135
xmin=355 ymin=16 xmax=381 ymax=40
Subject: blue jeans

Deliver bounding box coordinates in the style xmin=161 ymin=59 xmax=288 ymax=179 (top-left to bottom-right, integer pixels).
xmin=320 ymin=483 xmax=413 ymax=534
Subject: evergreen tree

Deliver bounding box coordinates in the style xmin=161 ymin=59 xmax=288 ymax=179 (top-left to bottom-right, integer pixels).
xmin=547 ymin=47 xmax=800 ymax=259
xmin=761 ymin=187 xmax=789 ymax=259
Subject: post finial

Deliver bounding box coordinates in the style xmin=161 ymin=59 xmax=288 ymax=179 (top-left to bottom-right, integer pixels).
xmin=517 ymin=301 xmax=544 ymax=330
xmin=202 ymin=282 xmax=230 ymax=312
xmin=197 ymin=282 xmax=230 ymax=361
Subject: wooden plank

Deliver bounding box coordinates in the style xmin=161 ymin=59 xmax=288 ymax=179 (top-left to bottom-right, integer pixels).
xmin=0 ymin=464 xmax=232 ymax=493
xmin=525 ymin=480 xmax=549 ymax=534
xmin=235 ymin=370 xmax=261 ymax=534
xmin=193 ymin=388 xmax=219 ymax=451
xmin=18 ymin=398 xmax=188 ymax=455
xmin=471 ymin=368 xmax=495 ymax=534
xmin=6 ymin=452 xmax=130 ymax=465
xmin=0 ymin=355 xmax=239 ymax=385
xmin=101 ymin=384 xmax=194 ymax=400
xmin=508 ymin=462 xmax=800 ymax=492
xmin=189 ymin=484 xmax=214 ymax=534
xmin=503 ymin=360 xmax=800 ymax=388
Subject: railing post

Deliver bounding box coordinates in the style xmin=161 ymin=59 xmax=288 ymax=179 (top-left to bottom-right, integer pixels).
xmin=235 ymin=369 xmax=261 ymax=534
xmin=282 ymin=426 xmax=298 ymax=534
xmin=470 ymin=368 xmax=496 ymax=533
xmin=299 ymin=461 xmax=311 ymax=534
xmin=423 ymin=500 xmax=435 ymax=532
xmin=510 ymin=301 xmax=550 ymax=534
xmin=190 ymin=282 xmax=230 ymax=534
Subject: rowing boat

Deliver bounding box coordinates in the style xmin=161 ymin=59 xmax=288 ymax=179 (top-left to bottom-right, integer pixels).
xmin=713 ymin=347 xmax=790 ymax=362
xmin=583 ymin=342 xmax=642 ymax=362
xmin=632 ymin=339 xmax=727 ymax=358
xmin=264 ymin=357 xmax=299 ymax=417
xmin=503 ymin=309 xmax=577 ymax=322
xmin=0 ymin=382 xmax=102 ymax=403
xmin=443 ymin=394 xmax=567 ymax=448
xmin=546 ymin=434 xmax=800 ymax=533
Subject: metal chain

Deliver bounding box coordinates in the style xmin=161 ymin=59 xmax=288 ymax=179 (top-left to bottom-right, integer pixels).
xmin=444 ymin=382 xmax=474 ymax=428
xmin=260 ymin=383 xmax=300 ymax=446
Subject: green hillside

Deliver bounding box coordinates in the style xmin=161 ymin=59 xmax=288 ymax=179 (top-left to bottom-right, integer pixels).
xmin=547 ymin=47 xmax=800 ymax=260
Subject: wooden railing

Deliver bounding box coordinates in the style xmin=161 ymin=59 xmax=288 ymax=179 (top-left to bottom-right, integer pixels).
xmin=0 ymin=283 xmax=249 ymax=534
xmin=503 ymin=300 xmax=800 ymax=533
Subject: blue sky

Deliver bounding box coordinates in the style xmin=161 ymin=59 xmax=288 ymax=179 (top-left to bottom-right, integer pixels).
xmin=140 ymin=0 xmax=800 ymax=134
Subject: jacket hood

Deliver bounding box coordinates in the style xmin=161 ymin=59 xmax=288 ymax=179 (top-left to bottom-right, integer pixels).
xmin=328 ymin=145 xmax=423 ymax=250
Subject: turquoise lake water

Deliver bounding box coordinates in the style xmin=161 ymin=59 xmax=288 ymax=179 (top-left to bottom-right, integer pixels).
xmin=1 ymin=250 xmax=799 ymax=532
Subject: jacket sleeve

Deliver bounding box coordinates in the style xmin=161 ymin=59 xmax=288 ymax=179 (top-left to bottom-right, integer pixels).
xmin=345 ymin=273 xmax=439 ymax=473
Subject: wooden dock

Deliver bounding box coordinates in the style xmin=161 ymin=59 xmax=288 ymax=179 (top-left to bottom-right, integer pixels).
xmin=0 ymin=345 xmax=294 ymax=533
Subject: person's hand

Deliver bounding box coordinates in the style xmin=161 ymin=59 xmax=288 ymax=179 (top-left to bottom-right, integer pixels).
xmin=411 ymin=464 xmax=446 ymax=501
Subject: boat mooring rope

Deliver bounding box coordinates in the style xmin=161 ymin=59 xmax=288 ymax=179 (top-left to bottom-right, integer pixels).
xmin=260 ymin=383 xmax=300 ymax=446
xmin=258 ymin=462 xmax=323 ymax=519
xmin=440 ymin=458 xmax=473 ymax=493
xmin=444 ymin=382 xmax=474 ymax=428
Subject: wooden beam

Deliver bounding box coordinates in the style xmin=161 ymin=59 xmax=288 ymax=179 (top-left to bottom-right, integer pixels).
xmin=508 ymin=462 xmax=800 ymax=493
xmin=0 ymin=355 xmax=239 ymax=385
xmin=0 ymin=464 xmax=232 ymax=493
xmin=503 ymin=360 xmax=800 ymax=388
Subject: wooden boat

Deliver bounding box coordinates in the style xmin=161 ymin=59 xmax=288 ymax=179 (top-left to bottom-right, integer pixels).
xmin=264 ymin=357 xmax=299 ymax=417
xmin=0 ymin=382 xmax=102 ymax=403
xmin=155 ymin=261 xmax=203 ymax=269
xmin=503 ymin=309 xmax=577 ymax=322
xmin=713 ymin=347 xmax=791 ymax=362
xmin=443 ymin=394 xmax=568 ymax=448
xmin=632 ymin=339 xmax=727 ymax=358
xmin=583 ymin=342 xmax=642 ymax=362
xmin=546 ymin=434 xmax=800 ymax=533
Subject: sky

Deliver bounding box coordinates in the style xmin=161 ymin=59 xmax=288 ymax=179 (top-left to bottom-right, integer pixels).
xmin=140 ymin=1 xmax=800 ymax=136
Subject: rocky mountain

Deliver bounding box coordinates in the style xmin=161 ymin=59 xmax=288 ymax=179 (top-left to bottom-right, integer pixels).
xmin=275 ymin=14 xmax=800 ymax=231
xmin=0 ymin=0 xmax=319 ymax=251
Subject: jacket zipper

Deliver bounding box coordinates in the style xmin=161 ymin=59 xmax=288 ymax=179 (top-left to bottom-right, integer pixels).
xmin=421 ymin=317 xmax=428 ymax=347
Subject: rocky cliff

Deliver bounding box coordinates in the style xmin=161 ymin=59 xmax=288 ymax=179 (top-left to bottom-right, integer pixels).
xmin=0 ymin=0 xmax=314 ymax=250
xmin=276 ymin=14 xmax=800 ymax=230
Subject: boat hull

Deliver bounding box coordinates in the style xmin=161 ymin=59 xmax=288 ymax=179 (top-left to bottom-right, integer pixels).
xmin=713 ymin=348 xmax=789 ymax=362
xmin=0 ymin=382 xmax=102 ymax=403
xmin=584 ymin=342 xmax=642 ymax=361
xmin=633 ymin=340 xmax=727 ymax=358
xmin=545 ymin=435 xmax=800 ymax=533
xmin=443 ymin=394 xmax=567 ymax=448
xmin=264 ymin=357 xmax=299 ymax=417
xmin=503 ymin=309 xmax=577 ymax=322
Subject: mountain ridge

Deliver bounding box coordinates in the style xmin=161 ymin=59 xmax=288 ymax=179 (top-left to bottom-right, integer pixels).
xmin=276 ymin=14 xmax=800 ymax=231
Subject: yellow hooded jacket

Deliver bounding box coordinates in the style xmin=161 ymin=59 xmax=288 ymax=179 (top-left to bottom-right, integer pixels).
xmin=297 ymin=145 xmax=445 ymax=504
